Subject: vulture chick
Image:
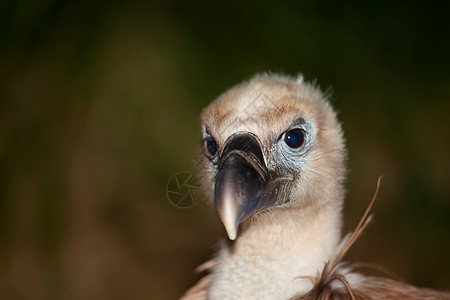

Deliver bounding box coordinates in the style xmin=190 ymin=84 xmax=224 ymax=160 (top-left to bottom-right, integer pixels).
xmin=181 ymin=74 xmax=450 ymax=300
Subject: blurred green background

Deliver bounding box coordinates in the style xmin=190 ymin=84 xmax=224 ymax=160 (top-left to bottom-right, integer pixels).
xmin=0 ymin=1 xmax=449 ymax=299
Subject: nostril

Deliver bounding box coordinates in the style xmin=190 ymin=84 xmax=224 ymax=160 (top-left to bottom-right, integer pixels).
xmin=221 ymin=132 xmax=265 ymax=167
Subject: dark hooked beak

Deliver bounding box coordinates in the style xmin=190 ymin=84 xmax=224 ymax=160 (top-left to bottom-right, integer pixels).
xmin=215 ymin=133 xmax=281 ymax=240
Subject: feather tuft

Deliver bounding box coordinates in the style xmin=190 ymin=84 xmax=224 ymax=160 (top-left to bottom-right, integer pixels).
xmin=291 ymin=177 xmax=381 ymax=300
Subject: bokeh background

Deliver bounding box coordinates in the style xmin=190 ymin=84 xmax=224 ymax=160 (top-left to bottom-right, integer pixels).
xmin=1 ymin=1 xmax=449 ymax=299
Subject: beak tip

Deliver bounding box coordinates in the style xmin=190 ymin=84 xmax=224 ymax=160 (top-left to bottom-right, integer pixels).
xmin=225 ymin=226 xmax=238 ymax=240
xmin=218 ymin=192 xmax=240 ymax=241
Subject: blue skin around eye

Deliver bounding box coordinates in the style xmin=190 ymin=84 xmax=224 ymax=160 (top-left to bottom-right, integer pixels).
xmin=275 ymin=121 xmax=315 ymax=172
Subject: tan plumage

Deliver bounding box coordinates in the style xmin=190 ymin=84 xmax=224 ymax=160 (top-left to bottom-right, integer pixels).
xmin=181 ymin=74 xmax=450 ymax=300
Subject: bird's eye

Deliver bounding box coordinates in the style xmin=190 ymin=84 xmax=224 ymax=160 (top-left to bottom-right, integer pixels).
xmin=284 ymin=129 xmax=305 ymax=148
xmin=205 ymin=137 xmax=218 ymax=157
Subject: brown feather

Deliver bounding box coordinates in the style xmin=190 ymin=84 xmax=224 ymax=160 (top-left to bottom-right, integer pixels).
xmin=355 ymin=275 xmax=450 ymax=300
xmin=180 ymin=260 xmax=215 ymax=300
xmin=291 ymin=177 xmax=450 ymax=300
xmin=180 ymin=275 xmax=210 ymax=300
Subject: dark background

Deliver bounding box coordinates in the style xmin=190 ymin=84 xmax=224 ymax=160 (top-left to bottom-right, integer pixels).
xmin=0 ymin=1 xmax=449 ymax=299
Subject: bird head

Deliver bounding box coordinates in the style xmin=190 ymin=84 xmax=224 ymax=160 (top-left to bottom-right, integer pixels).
xmin=198 ymin=74 xmax=346 ymax=240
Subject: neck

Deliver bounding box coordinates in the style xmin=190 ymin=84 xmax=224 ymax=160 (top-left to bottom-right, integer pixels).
xmin=208 ymin=205 xmax=342 ymax=299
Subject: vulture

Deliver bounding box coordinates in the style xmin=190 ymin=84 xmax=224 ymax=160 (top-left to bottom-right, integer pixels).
xmin=181 ymin=74 xmax=450 ymax=300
